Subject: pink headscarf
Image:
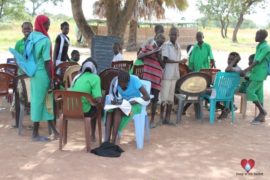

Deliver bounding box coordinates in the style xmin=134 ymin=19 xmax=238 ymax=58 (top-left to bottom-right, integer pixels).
xmin=34 ymin=15 xmax=49 ymax=36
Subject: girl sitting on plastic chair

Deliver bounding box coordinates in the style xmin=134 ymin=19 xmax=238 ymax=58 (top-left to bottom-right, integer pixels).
xmin=105 ymin=71 xmax=150 ymax=144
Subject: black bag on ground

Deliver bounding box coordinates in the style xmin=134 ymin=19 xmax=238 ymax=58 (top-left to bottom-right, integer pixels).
xmin=91 ymin=142 xmax=124 ymax=157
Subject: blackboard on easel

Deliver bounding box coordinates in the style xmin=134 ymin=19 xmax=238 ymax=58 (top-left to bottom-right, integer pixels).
xmin=91 ymin=35 xmax=120 ymax=73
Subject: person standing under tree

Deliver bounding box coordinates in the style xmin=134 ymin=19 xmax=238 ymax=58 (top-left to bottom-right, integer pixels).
xmin=188 ymin=32 xmax=215 ymax=72
xmin=30 ymin=15 xmax=58 ymax=141
xmin=243 ymin=29 xmax=270 ymax=124
xmin=160 ymin=27 xmax=187 ymax=125
xmin=53 ymin=21 xmax=70 ymax=67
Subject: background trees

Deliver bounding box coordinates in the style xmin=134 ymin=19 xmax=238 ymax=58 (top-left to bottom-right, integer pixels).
xmin=197 ymin=0 xmax=266 ymax=42
xmin=27 ymin=0 xmax=64 ymax=17
xmin=93 ymin=0 xmax=188 ymax=50
xmin=0 ymin=0 xmax=28 ymax=20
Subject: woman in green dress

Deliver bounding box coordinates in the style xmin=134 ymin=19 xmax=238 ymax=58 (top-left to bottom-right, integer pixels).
xmin=30 ymin=15 xmax=58 ymax=141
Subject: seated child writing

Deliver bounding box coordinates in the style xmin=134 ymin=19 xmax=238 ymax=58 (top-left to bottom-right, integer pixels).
xmin=105 ymin=71 xmax=150 ymax=144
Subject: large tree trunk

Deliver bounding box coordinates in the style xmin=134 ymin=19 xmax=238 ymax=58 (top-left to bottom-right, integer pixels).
xmin=126 ymin=19 xmax=138 ymax=51
xmin=232 ymin=13 xmax=244 ymax=43
xmin=104 ymin=0 xmax=137 ymax=45
xmin=71 ymin=0 xmax=95 ymax=46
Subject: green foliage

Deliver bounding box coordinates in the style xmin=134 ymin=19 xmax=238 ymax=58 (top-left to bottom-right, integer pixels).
xmin=0 ymin=0 xmax=30 ymax=21
xmin=27 ymin=0 xmax=64 ymax=16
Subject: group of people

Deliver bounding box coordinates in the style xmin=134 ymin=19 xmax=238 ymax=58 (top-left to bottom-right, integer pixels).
xmin=11 ymin=15 xmax=269 ymax=144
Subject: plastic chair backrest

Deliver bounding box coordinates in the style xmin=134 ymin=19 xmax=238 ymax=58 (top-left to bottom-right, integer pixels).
xmin=200 ymin=68 xmax=220 ymax=84
xmin=15 ymin=74 xmax=31 ymax=103
xmin=54 ymin=90 xmax=97 ymax=119
xmin=63 ymin=65 xmax=81 ymax=89
xmin=111 ymin=60 xmax=133 ymax=72
xmin=99 ymin=68 xmax=123 ymax=94
xmin=213 ymin=72 xmax=240 ymax=100
xmin=176 ymin=72 xmax=211 ymax=96
xmin=133 ymin=65 xmax=144 ymax=79
xmin=140 ymin=80 xmax=151 ymax=96
xmin=0 ymin=63 xmax=18 ymax=76
xmin=55 ymin=62 xmax=78 ymax=79
xmin=0 ymin=72 xmax=14 ymax=96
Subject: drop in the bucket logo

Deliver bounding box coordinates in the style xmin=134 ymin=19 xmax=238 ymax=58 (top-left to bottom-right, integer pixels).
xmin=240 ymin=159 xmax=255 ymax=173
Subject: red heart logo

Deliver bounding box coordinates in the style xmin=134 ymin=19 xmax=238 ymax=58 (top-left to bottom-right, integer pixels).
xmin=241 ymin=159 xmax=255 ymax=172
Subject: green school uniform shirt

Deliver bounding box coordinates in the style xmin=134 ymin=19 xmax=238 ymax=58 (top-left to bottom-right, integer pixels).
xmin=249 ymin=40 xmax=270 ymax=81
xmin=15 ymin=38 xmax=26 ymax=75
xmin=188 ymin=42 xmax=214 ymax=72
xmin=71 ymin=72 xmax=102 ymax=113
xmin=15 ymin=38 xmax=25 ymax=55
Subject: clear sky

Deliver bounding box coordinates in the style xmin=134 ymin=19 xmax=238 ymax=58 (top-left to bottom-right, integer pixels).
xmin=27 ymin=0 xmax=269 ymax=27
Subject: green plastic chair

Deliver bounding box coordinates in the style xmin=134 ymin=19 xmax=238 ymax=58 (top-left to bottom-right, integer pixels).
xmin=205 ymin=72 xmax=240 ymax=124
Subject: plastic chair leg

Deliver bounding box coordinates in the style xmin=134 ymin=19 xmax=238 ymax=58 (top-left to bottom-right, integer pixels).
xmin=84 ymin=118 xmax=91 ymax=152
xmin=241 ymin=95 xmax=247 ymax=118
xmin=59 ymin=115 xmax=64 ymax=151
xmin=231 ymin=101 xmax=235 ymax=123
xmin=209 ymin=99 xmax=216 ymax=124
xmin=145 ymin=115 xmax=150 ymax=142
xmin=134 ymin=113 xmax=145 ymax=149
xmin=18 ymin=102 xmax=25 ymax=135
xmin=176 ymin=98 xmax=185 ymax=124
xmin=199 ymin=99 xmax=204 ymax=120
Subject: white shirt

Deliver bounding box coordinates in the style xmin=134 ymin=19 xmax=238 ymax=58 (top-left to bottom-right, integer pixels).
xmin=112 ymin=53 xmax=124 ymax=62
xmin=162 ymin=40 xmax=182 ymax=80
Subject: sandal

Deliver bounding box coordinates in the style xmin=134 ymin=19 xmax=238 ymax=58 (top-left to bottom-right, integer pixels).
xmin=32 ymin=135 xmax=50 ymax=142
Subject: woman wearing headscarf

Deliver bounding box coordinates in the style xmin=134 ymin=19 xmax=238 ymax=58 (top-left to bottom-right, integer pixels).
xmin=71 ymin=58 xmax=102 ymax=141
xmin=30 ymin=15 xmax=58 ymax=141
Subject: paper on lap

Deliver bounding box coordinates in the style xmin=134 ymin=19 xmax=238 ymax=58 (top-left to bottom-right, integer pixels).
xmin=104 ymin=97 xmax=150 ymax=115
xmin=104 ymin=99 xmax=132 ymax=115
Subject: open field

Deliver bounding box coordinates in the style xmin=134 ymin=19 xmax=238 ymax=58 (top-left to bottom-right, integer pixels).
xmin=0 ymin=20 xmax=269 ymax=53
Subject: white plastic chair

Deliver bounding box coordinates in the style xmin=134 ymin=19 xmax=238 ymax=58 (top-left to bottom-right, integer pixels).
xmin=104 ymin=80 xmax=151 ymax=149
xmin=133 ymin=79 xmax=151 ymax=149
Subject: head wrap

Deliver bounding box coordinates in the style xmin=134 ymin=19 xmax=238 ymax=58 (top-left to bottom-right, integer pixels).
xmin=80 ymin=61 xmax=97 ymax=74
xmin=34 ymin=15 xmax=49 ymax=36
xmin=71 ymin=61 xmax=97 ymax=87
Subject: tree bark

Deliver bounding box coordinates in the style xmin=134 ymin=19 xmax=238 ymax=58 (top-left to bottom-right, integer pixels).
xmin=104 ymin=0 xmax=137 ymax=44
xmin=126 ymin=19 xmax=138 ymax=51
xmin=220 ymin=19 xmax=225 ymax=39
xmin=224 ymin=18 xmax=230 ymax=38
xmin=232 ymin=13 xmax=244 ymax=43
xmin=71 ymin=0 xmax=95 ymax=47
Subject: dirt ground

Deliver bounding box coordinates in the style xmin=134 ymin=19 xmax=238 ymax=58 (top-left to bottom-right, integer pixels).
xmin=1 ymin=50 xmax=270 ymax=180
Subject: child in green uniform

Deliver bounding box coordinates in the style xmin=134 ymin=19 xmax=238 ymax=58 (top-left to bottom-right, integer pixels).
xmin=11 ymin=22 xmax=33 ymax=127
xmin=188 ymin=32 xmax=215 ymax=72
xmin=71 ymin=58 xmax=102 ymax=141
xmin=243 ymin=29 xmax=270 ymax=124
xmin=238 ymin=54 xmax=254 ymax=93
